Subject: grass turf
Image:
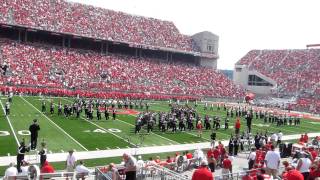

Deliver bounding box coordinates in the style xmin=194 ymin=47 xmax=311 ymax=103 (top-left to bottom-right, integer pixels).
xmin=1 ymin=95 xmax=320 ymax=175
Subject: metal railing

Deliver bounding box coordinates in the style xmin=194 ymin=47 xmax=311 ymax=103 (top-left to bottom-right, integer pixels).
xmin=95 ymin=163 xmax=189 ymax=180
xmin=3 ymin=171 xmax=94 ymax=180
xmin=214 ymin=168 xmax=262 ymax=180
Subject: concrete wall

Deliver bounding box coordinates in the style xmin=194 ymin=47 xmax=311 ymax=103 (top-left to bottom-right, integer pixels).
xmin=233 ymin=65 xmax=276 ymax=95
xmin=192 ymin=31 xmax=219 ymax=69
xmin=199 ymin=57 xmax=217 ymax=69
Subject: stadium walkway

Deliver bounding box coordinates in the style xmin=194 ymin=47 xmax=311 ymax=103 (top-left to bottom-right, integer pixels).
xmin=1 ymin=133 xmax=319 ymax=166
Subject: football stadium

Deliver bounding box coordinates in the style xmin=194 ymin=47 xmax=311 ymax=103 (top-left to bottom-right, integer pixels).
xmin=0 ymin=0 xmax=320 ymax=180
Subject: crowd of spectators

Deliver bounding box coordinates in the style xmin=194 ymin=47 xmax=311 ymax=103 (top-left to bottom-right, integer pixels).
xmin=0 ymin=41 xmax=244 ymax=100
xmin=237 ymin=49 xmax=320 ymax=113
xmin=0 ymin=0 xmax=198 ymax=53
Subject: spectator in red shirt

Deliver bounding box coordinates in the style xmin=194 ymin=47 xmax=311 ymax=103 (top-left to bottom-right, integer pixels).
xmin=207 ymin=148 xmax=214 ymax=159
xmin=166 ymin=156 xmax=172 ymax=163
xmin=299 ymin=135 xmax=305 ymax=144
xmin=309 ymin=167 xmax=320 ymax=180
xmin=191 ymin=160 xmax=214 ymax=180
xmin=222 ymin=155 xmax=232 ymax=179
xmin=186 ymin=151 xmax=193 ymax=159
xmin=309 ymin=147 xmax=318 ymax=162
xmin=41 ymin=161 xmax=55 ymax=173
xmin=304 ymin=133 xmax=309 ymax=143
xmin=242 ymin=171 xmax=253 ymax=180
xmin=235 ymin=117 xmax=241 ymax=135
xmin=213 ymin=147 xmax=220 ymax=159
xmin=283 ymin=167 xmax=304 ymax=180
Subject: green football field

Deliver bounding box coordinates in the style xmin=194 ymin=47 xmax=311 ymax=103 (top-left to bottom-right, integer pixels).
xmin=0 ymin=95 xmax=320 ymax=157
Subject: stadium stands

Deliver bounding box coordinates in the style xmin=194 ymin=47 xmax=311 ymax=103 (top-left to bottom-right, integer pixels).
xmin=0 ymin=40 xmax=244 ymax=100
xmin=0 ymin=0 xmax=197 ymax=53
xmin=237 ymin=49 xmax=320 ymax=113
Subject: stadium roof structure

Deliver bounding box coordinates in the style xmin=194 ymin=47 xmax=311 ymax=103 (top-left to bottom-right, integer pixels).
xmin=0 ymin=0 xmax=208 ymax=56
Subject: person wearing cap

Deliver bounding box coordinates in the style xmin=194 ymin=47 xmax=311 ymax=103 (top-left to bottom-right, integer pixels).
xmin=123 ymin=153 xmax=137 ymax=180
xmin=296 ymin=152 xmax=311 ymax=180
xmin=191 ymin=160 xmax=213 ymax=180
xmin=17 ymin=140 xmax=30 ymax=173
xmin=75 ymin=160 xmax=91 ymax=179
xmin=282 ymin=166 xmax=304 ymax=180
xmin=29 ymin=119 xmax=40 ymax=150
xmin=66 ymin=150 xmax=77 ymax=172
xmin=136 ymin=155 xmax=145 ymax=177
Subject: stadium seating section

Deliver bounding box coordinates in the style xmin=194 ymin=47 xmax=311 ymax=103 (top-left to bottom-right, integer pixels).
xmin=0 ymin=0 xmax=197 ymax=53
xmin=237 ymin=49 xmax=320 ymax=113
xmin=0 ymin=40 xmax=244 ymax=99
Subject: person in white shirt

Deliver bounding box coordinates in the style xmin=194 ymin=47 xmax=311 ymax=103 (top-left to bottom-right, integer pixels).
xmin=136 ymin=156 xmax=145 ymax=177
xmin=296 ymin=152 xmax=312 ymax=179
xmin=270 ymin=133 xmax=278 ymax=147
xmin=264 ymin=145 xmax=281 ymax=178
xmin=136 ymin=156 xmax=145 ymax=170
xmin=75 ymin=160 xmax=91 ymax=174
xmin=20 ymin=161 xmax=29 ymax=176
xmin=277 ymin=131 xmax=283 ymax=147
xmin=4 ymin=163 xmax=18 ymax=180
xmin=248 ymin=148 xmax=256 ymax=170
xmin=66 ymin=150 xmax=77 ymax=172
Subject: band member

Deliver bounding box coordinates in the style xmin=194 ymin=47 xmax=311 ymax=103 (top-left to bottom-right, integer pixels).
xmin=41 ymin=100 xmax=46 ymax=113
xmin=8 ymin=92 xmax=13 ymax=103
xmin=210 ymin=131 xmax=216 ymax=147
xmin=39 ymin=141 xmax=47 ymax=168
xmin=5 ymin=101 xmax=10 ymax=116
xmin=205 ymin=115 xmax=211 ymax=130
xmin=105 ymin=108 xmax=110 ymax=120
xmin=76 ymin=105 xmax=81 ymax=118
xmin=17 ymin=140 xmax=30 ymax=172
xmin=97 ymin=106 xmax=102 ymax=120
xmin=112 ymin=109 xmax=116 ymax=120
xmin=224 ymin=118 xmax=229 ymax=130
xmin=58 ymin=102 xmax=62 ymax=116
xmin=196 ymin=121 xmax=203 ymax=138
xmin=50 ymin=101 xmax=54 ymax=114
xmin=135 ymin=119 xmax=142 ymax=134
xmin=29 ymin=119 xmax=40 ymax=150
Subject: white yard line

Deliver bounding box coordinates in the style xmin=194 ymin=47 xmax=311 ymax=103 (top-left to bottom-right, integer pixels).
xmin=80 ymin=116 xmax=137 ymax=147
xmin=47 ymin=99 xmax=137 ymax=147
xmin=20 ymin=96 xmax=88 ymax=151
xmin=61 ymin=98 xmax=178 ymax=145
xmin=0 ymin=100 xmax=20 ymax=146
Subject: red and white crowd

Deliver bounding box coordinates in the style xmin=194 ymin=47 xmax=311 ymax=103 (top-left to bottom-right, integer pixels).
xmin=0 ymin=0 xmax=197 ymax=53
xmin=237 ymin=49 xmax=320 ymax=113
xmin=0 ymin=40 xmax=244 ymax=100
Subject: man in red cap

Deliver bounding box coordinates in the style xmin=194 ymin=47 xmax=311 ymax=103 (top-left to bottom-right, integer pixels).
xmin=282 ymin=166 xmax=303 ymax=180
xmin=192 ymin=160 xmax=213 ymax=180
